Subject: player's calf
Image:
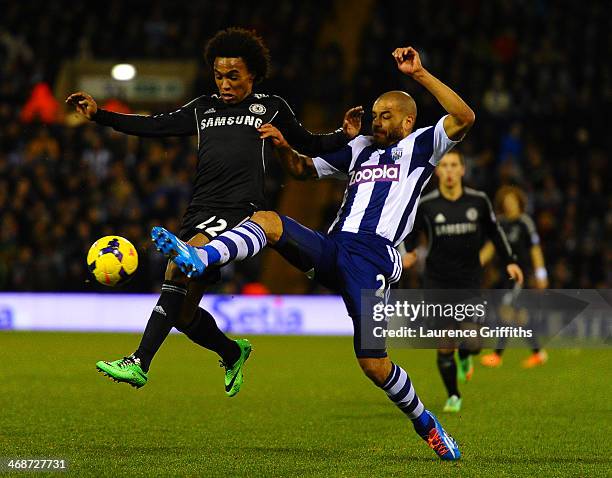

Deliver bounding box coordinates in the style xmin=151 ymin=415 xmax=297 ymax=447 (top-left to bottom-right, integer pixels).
xmin=358 ymin=357 xmax=393 ymax=386
xmin=250 ymin=210 xmax=283 ymax=244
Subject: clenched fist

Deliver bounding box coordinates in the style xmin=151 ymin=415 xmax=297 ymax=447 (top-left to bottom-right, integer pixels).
xmin=66 ymin=91 xmax=98 ymax=120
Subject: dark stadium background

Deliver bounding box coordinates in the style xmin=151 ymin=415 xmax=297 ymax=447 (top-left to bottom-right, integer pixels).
xmin=1 ymin=0 xmax=609 ymax=293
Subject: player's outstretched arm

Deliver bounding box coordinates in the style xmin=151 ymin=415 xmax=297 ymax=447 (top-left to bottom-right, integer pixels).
xmin=66 ymin=91 xmax=196 ymax=138
xmin=259 ymin=124 xmax=318 ymax=180
xmin=272 ymin=96 xmax=363 ymax=155
xmin=392 ymin=47 xmax=475 ymax=141
xmin=66 ymin=91 xmax=98 ymax=119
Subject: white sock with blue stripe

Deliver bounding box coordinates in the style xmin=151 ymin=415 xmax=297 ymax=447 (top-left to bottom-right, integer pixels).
xmin=381 ymin=362 xmax=434 ymax=438
xmin=196 ymin=220 xmax=267 ymax=266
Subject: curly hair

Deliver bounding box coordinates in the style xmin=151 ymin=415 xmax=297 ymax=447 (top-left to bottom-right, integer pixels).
xmin=495 ymin=185 xmax=527 ymax=214
xmin=205 ymin=28 xmax=271 ymax=84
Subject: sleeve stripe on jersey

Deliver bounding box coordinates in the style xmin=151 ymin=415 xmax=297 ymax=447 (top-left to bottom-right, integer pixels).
xmin=314 ymin=144 xmax=353 ymax=174
xmin=312 ymin=156 xmax=344 ymax=179
xmin=409 ymin=127 xmax=435 ymax=174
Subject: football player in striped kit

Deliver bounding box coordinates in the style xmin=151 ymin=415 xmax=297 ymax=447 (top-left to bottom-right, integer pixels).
xmin=152 ymin=46 xmax=474 ymax=461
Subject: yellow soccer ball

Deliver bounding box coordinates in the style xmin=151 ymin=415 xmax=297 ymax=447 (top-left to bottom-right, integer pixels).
xmin=87 ymin=236 xmax=138 ymax=286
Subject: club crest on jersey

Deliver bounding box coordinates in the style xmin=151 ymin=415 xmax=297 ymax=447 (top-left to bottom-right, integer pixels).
xmin=249 ymin=103 xmax=266 ymax=115
xmin=391 ymin=147 xmax=403 ymax=161
xmin=466 ymin=207 xmax=479 ymax=221
xmin=348 ymin=164 xmax=400 ymax=187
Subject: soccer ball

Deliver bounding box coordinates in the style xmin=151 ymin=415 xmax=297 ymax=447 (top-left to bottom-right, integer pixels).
xmin=87 ymin=236 xmax=138 ymax=286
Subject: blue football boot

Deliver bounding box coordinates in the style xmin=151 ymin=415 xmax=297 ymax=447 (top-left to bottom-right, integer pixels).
xmin=151 ymin=226 xmax=207 ymax=278
xmin=421 ymin=410 xmax=461 ymax=461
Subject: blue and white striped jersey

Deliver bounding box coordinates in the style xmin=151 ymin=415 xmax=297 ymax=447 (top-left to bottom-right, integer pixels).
xmin=312 ymin=116 xmax=460 ymax=246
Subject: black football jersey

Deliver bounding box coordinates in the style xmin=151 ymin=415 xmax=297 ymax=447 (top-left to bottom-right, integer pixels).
xmin=93 ymin=93 xmax=347 ymax=210
xmin=499 ymin=214 xmax=540 ymax=275
xmin=404 ymin=187 xmax=515 ymax=286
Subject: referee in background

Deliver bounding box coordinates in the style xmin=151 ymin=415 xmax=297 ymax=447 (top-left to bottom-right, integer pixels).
xmin=402 ymin=151 xmax=523 ymax=413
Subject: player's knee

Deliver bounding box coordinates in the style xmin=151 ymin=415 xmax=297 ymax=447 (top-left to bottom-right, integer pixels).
xmin=251 ymin=211 xmax=283 ymax=244
xmin=358 ymin=357 xmax=391 ymax=387
xmin=177 ymin=290 xmax=203 ymax=328
xmin=174 ymin=311 xmax=196 ymax=332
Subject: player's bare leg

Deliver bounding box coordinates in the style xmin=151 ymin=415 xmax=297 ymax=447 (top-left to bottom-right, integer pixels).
xmin=249 ymin=211 xmax=283 ymax=244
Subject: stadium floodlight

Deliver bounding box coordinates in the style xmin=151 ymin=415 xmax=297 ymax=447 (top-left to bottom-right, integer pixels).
xmin=111 ymin=63 xmax=136 ymax=81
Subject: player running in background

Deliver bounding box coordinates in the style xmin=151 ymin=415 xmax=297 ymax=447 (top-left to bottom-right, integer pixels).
xmin=480 ymin=186 xmax=549 ymax=368
xmin=401 ymin=152 xmax=523 ymax=413
xmin=152 ymin=46 xmax=473 ymax=460
xmin=66 ymin=28 xmax=363 ymax=393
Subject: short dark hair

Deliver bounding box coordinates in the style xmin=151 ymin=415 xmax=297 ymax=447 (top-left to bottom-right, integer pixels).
xmin=205 ymin=28 xmax=271 ymax=83
xmin=445 ymin=150 xmax=465 ymax=165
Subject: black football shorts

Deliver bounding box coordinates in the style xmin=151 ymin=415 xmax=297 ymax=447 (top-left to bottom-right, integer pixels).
xmin=177 ymin=205 xmax=255 ymax=285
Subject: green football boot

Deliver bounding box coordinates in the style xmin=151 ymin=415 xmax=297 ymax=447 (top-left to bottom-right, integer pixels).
xmin=457 ymin=354 xmax=474 ymax=383
xmin=443 ymin=395 xmax=463 ymax=413
xmin=220 ymin=339 xmax=252 ymax=397
xmin=96 ymin=355 xmax=148 ymax=389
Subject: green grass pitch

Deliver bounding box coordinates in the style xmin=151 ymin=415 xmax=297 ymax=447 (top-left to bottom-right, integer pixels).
xmin=1 ymin=332 xmax=610 ymax=477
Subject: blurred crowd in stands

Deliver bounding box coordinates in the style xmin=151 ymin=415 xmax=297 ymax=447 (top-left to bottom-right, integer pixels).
xmin=0 ymin=0 xmax=609 ymax=291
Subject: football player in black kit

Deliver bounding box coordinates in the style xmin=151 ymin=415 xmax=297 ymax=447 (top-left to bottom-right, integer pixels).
xmin=480 ymin=185 xmax=549 ymax=369
xmin=402 ymin=151 xmax=523 ymax=412
xmin=66 ymin=28 xmax=363 ymax=393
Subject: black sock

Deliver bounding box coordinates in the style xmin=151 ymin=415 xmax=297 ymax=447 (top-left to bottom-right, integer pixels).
xmin=180 ymin=307 xmax=240 ymax=365
xmin=134 ymin=281 xmax=186 ymax=372
xmin=527 ymin=336 xmax=540 ymax=354
xmin=495 ymin=336 xmax=509 ymax=356
xmin=437 ymin=351 xmax=460 ymax=398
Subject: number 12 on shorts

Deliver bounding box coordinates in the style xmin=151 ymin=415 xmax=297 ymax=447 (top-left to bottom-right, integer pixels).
xmin=195 ymin=216 xmax=228 ymax=237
